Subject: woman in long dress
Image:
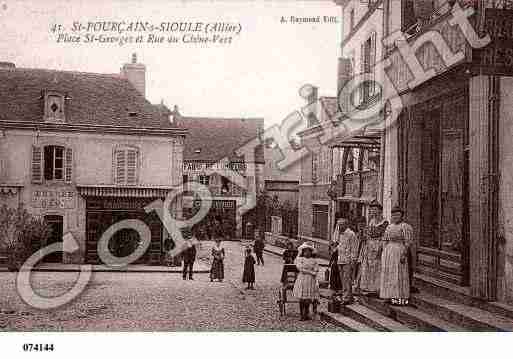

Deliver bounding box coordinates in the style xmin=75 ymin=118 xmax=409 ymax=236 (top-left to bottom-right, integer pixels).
xmin=379 ymin=206 xmax=410 ymax=304
xmin=292 ymin=242 xmax=320 ymax=321
xmin=359 ymin=201 xmax=388 ymax=296
xmin=210 ymin=238 xmax=225 ymax=282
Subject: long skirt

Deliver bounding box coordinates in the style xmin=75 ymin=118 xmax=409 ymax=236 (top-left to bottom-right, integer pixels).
xmin=379 ymin=242 xmax=410 ymax=299
xmin=329 ymin=262 xmax=342 ymax=292
xmin=359 ymin=240 xmax=382 ymax=293
xmin=210 ymin=259 xmax=224 ymax=280
xmin=292 ymin=273 xmax=320 ymax=300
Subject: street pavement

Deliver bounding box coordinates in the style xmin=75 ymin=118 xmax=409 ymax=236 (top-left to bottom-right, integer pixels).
xmin=0 ymin=241 xmax=342 ymax=331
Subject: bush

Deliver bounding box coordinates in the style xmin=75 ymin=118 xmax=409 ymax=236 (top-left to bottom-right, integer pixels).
xmin=0 ymin=205 xmax=50 ymax=270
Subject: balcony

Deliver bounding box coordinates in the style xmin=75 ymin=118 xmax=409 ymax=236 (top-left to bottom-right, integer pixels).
xmin=385 ymin=1 xmax=476 ymax=93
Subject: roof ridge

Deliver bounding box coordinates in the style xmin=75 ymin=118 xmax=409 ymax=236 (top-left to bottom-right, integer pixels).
xmin=9 ymin=67 xmax=122 ymax=79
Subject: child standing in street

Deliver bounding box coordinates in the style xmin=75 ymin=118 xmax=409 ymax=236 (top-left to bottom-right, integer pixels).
xmin=242 ymin=247 xmax=256 ymax=290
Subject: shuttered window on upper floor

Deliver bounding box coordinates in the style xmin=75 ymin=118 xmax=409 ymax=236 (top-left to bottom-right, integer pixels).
xmin=114 ymin=146 xmax=139 ymax=186
xmin=31 ymin=145 xmax=73 ymax=184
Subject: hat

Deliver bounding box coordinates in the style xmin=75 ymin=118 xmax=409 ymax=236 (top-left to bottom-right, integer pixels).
xmin=391 ymin=205 xmax=404 ymax=214
xmin=369 ymin=199 xmax=383 ymax=210
xmin=298 ymin=242 xmax=316 ymax=255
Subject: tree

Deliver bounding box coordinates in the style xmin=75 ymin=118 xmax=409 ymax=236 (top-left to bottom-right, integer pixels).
xmin=0 ymin=204 xmax=50 ymax=270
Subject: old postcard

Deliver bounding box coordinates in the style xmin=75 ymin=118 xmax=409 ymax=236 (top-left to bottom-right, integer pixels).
xmin=1 ymin=0 xmax=512 ymax=357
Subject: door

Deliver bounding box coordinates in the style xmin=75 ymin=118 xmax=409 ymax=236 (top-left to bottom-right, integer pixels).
xmin=44 ymin=215 xmax=63 ymax=263
xmin=418 ymin=93 xmax=469 ymax=285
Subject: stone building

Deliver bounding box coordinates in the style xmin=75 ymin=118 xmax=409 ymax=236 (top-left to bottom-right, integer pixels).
xmin=376 ymin=0 xmax=513 ymax=304
xmin=329 ymin=0 xmax=513 ymax=305
xmin=176 ymin=114 xmax=264 ymax=239
xmin=0 ymin=55 xmax=186 ymax=264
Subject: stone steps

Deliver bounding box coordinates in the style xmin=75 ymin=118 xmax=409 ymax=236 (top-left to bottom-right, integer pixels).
xmin=357 ymin=295 xmax=466 ymax=331
xmin=410 ymin=292 xmax=513 ymax=331
xmin=414 ymin=273 xmax=513 ymax=321
xmin=319 ymin=310 xmax=377 ymax=332
xmin=340 ymin=303 xmax=412 ymax=331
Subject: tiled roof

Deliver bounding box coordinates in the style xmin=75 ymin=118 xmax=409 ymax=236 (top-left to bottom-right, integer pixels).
xmin=319 ymin=96 xmax=338 ymax=119
xmin=176 ymin=116 xmax=264 ymax=163
xmin=0 ymin=67 xmax=182 ymax=130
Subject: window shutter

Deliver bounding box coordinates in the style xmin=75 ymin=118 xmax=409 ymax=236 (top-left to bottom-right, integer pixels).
xmin=115 ymin=150 xmax=126 ymax=185
xmin=65 ymin=147 xmax=73 ymax=183
xmin=126 ymin=150 xmax=137 ymax=185
xmin=371 ymin=32 xmax=377 ymax=95
xmin=360 ymin=42 xmax=365 ymax=106
xmin=31 ymin=145 xmax=43 ymax=183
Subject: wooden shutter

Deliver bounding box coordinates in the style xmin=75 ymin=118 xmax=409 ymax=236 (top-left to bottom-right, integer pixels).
xmin=115 ymin=150 xmax=126 ymax=185
xmin=31 ymin=145 xmax=43 ymax=183
xmin=65 ymin=147 xmax=73 ymax=183
xmin=126 ymin=150 xmax=137 ymax=185
xmin=360 ymin=42 xmax=365 ymax=105
xmin=370 ymin=32 xmax=377 ymax=96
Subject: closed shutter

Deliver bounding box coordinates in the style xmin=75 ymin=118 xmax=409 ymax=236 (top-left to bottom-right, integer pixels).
xmin=360 ymin=42 xmax=366 ymax=106
xmin=126 ymin=150 xmax=137 ymax=185
xmin=370 ymin=32 xmax=377 ymax=96
xmin=65 ymin=148 xmax=73 ymax=183
xmin=115 ymin=150 xmax=126 ymax=185
xmin=31 ymin=145 xmax=43 ymax=183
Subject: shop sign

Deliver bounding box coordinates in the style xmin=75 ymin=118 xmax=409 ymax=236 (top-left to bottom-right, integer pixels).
xmin=475 ymin=9 xmax=513 ymax=75
xmin=183 ymin=161 xmax=246 ymax=173
xmin=32 ymin=190 xmax=76 ymax=209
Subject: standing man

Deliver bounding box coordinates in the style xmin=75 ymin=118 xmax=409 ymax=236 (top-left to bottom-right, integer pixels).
xmin=253 ymin=230 xmax=265 ymax=266
xmin=333 ymin=218 xmax=360 ymax=304
xmin=181 ymin=227 xmax=197 ymax=280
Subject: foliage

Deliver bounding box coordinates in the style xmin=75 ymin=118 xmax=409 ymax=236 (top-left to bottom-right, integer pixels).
xmin=0 ymin=204 xmax=50 ymax=269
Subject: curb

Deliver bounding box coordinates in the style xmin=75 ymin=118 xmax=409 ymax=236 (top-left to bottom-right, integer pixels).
xmin=0 ymin=267 xmax=210 ymax=274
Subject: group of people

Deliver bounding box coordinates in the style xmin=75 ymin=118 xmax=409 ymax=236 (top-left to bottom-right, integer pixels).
xmin=329 ymin=200 xmax=415 ymax=305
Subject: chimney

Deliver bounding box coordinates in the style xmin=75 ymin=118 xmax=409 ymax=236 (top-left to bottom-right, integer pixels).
xmin=0 ymin=62 xmax=15 ymax=70
xmin=120 ymin=53 xmax=146 ymax=97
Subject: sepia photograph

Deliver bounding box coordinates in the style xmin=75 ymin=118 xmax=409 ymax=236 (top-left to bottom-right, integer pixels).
xmin=1 ymin=0 xmax=513 ymax=356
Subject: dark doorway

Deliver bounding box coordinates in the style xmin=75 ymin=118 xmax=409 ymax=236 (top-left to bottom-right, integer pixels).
xmin=44 ymin=215 xmax=63 ymax=263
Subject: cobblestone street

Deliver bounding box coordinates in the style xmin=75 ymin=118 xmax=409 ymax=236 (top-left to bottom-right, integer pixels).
xmin=0 ymin=241 xmax=342 ymax=331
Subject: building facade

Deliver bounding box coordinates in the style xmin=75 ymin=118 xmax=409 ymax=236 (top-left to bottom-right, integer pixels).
xmin=176 ymin=114 xmax=264 ymax=239
xmin=0 ymin=55 xmax=185 ymax=265
xmin=380 ymin=0 xmax=513 ymax=303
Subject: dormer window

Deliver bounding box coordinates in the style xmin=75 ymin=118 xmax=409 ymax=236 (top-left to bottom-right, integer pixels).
xmin=44 ymin=91 xmax=65 ymax=122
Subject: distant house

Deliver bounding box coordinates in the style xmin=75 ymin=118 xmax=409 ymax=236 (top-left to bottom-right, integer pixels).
xmin=175 ymin=114 xmax=264 ymax=239
xmin=0 ymin=54 xmax=186 ymax=265
xmin=263 ymin=144 xmax=300 ymax=206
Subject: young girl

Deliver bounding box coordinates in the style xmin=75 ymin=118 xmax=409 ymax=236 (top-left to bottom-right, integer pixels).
xmin=242 ymin=247 xmax=256 ymax=289
xmin=292 ymin=242 xmax=320 ymax=321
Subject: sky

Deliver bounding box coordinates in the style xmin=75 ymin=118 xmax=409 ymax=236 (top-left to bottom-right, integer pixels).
xmin=0 ymin=0 xmax=342 ymax=129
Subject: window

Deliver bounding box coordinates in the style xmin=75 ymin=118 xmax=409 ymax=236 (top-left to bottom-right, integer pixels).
xmin=182 ymin=174 xmax=188 ymax=184
xmin=114 ymin=146 xmax=139 ymax=186
xmin=402 ymin=0 xmax=417 ymax=33
xmin=221 ymin=176 xmax=230 ymax=194
xmin=31 ymin=145 xmax=73 ymax=183
xmin=44 ymin=91 xmax=65 ymax=122
xmin=312 ymin=204 xmax=329 ymax=240
xmin=199 ymin=174 xmax=210 ymax=186
xmin=346 ymin=148 xmax=355 ymax=173
xmin=44 ymin=145 xmax=64 ymax=180
xmin=311 ymin=152 xmax=319 ymax=183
